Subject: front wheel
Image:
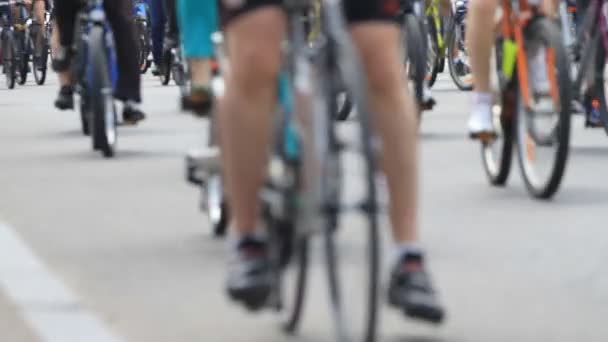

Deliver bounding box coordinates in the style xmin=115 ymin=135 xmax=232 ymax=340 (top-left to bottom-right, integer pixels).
xmin=16 ymin=34 xmax=28 ymax=85
xmin=2 ymin=33 xmax=16 ymax=89
xmin=89 ymin=27 xmax=118 ymax=158
xmin=516 ymin=18 xmax=572 ymax=199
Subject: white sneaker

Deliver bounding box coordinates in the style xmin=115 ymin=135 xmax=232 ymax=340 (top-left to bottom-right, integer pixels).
xmin=468 ymin=102 xmax=495 ymax=139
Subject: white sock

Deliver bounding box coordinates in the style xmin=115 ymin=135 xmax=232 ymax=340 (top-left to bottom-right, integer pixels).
xmin=393 ymin=242 xmax=423 ymax=266
xmin=472 ymin=91 xmax=492 ymax=106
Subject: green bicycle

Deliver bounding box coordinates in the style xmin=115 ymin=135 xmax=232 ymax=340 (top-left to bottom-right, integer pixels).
xmin=426 ymin=0 xmax=473 ymax=90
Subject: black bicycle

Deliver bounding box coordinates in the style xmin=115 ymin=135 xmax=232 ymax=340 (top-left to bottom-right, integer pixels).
xmin=30 ymin=3 xmax=51 ymax=85
xmin=159 ymin=38 xmax=186 ymax=86
xmin=400 ymin=0 xmax=429 ymax=110
xmin=0 ymin=1 xmax=17 ymax=89
xmin=13 ymin=0 xmax=30 ymax=85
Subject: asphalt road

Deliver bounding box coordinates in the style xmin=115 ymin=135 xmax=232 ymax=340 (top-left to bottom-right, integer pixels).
xmin=2 ymin=74 xmax=608 ymax=342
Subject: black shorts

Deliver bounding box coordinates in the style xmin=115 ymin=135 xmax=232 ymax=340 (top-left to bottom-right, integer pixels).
xmin=220 ymin=0 xmax=401 ymax=26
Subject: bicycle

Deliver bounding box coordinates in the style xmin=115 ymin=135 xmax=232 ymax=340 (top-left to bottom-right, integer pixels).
xmin=400 ymin=0 xmax=430 ymax=110
xmin=565 ymin=0 xmax=608 ymax=132
xmin=480 ymin=0 xmax=572 ymax=199
xmin=12 ymin=0 xmax=30 ymax=85
xmin=210 ymin=0 xmax=382 ymax=340
xmin=426 ymin=0 xmax=473 ymax=90
xmin=133 ymin=0 xmax=152 ymax=74
xmin=159 ymin=38 xmax=186 ymax=86
xmin=29 ymin=0 xmax=50 ymax=85
xmin=0 ymin=1 xmax=17 ymax=89
xmin=72 ymin=0 xmax=119 ymax=157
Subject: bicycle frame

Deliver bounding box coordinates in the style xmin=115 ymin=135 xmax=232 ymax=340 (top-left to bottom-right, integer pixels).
xmin=426 ymin=0 xmax=446 ymax=52
xmin=498 ymin=0 xmax=559 ymax=109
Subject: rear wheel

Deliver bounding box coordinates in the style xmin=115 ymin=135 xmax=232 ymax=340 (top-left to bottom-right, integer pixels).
xmin=160 ymin=50 xmax=171 ymax=85
xmin=403 ymin=14 xmax=427 ymax=108
xmin=31 ymin=25 xmax=48 ymax=85
xmin=447 ymin=19 xmax=473 ymax=91
xmin=3 ymin=33 xmax=16 ymax=89
xmin=89 ymin=27 xmax=118 ymax=158
xmin=426 ymin=16 xmax=440 ymax=88
xmin=516 ymin=18 xmax=572 ymax=199
xmin=16 ymin=33 xmax=27 ymax=85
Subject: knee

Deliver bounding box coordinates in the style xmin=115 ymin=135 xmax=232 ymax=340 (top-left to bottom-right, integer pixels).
xmin=359 ymin=47 xmax=403 ymax=98
xmin=229 ymin=40 xmax=282 ymax=94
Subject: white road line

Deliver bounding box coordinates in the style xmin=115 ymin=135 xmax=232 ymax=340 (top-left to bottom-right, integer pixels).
xmin=0 ymin=221 xmax=124 ymax=342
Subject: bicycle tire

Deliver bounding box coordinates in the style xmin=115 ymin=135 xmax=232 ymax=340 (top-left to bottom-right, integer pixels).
xmin=516 ymin=18 xmax=572 ymax=199
xmin=89 ymin=26 xmax=117 ymax=158
xmin=481 ymin=40 xmax=516 ymax=185
xmin=31 ymin=25 xmax=47 ymax=85
xmin=326 ymin=34 xmax=380 ymax=342
xmin=3 ymin=32 xmax=16 ymax=89
xmin=446 ymin=20 xmax=473 ymax=91
xmin=335 ymin=91 xmax=353 ymax=121
xmin=426 ymin=16 xmax=440 ymax=88
xmin=16 ymin=33 xmax=27 ymax=85
xmin=280 ymin=232 xmax=309 ymax=334
xmin=403 ymin=14 xmax=427 ymax=107
xmin=160 ymin=50 xmax=171 ymax=85
xmin=80 ymin=96 xmax=90 ymax=136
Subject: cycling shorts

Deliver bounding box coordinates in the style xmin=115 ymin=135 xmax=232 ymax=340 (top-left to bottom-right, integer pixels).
xmin=220 ymin=0 xmax=401 ymax=26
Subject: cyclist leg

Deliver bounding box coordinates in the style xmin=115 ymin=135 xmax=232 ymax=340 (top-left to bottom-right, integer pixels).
xmin=346 ymin=0 xmax=444 ymax=323
xmin=218 ymin=1 xmax=285 ymax=309
xmin=162 ymin=0 xmax=178 ymax=45
xmin=104 ymin=0 xmax=145 ymax=124
xmin=466 ymin=0 xmax=498 ymax=137
xmin=52 ymin=0 xmax=80 ymax=110
xmin=467 ymin=0 xmax=556 ymax=137
xmin=149 ymin=0 xmax=165 ymax=73
xmin=177 ymin=0 xmax=218 ymax=115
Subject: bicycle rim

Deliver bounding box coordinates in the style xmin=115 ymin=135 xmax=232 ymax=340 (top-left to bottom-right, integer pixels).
xmin=516 ymin=18 xmax=571 ymax=199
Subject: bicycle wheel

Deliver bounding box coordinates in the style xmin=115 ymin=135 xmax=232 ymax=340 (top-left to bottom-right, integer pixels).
xmin=278 ymin=222 xmax=309 ymax=335
xmin=160 ymin=50 xmax=171 ymax=85
xmin=447 ymin=19 xmax=473 ymax=91
xmin=16 ymin=33 xmax=27 ymax=85
xmin=481 ymin=41 xmax=516 ymax=185
xmin=3 ymin=33 xmax=16 ymax=89
xmin=32 ymin=24 xmax=47 ymax=85
xmin=516 ymin=18 xmax=572 ymax=198
xmin=426 ymin=16 xmax=440 ymax=88
xmin=324 ymin=33 xmax=380 ymax=342
xmin=89 ymin=26 xmax=118 ymax=158
xmin=137 ymin=22 xmax=149 ymax=74
xmin=403 ymin=13 xmax=427 ymax=107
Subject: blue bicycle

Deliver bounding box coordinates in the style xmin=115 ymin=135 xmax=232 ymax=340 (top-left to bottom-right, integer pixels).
xmin=73 ymin=0 xmax=119 ymax=157
xmin=133 ymin=0 xmax=152 ymax=74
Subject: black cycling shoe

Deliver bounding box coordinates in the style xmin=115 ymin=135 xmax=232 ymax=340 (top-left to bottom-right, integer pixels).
xmin=122 ymin=105 xmax=146 ymax=125
xmin=54 ymin=86 xmax=74 ymax=110
xmin=181 ymin=86 xmax=213 ymax=117
xmin=226 ymin=236 xmax=272 ymax=311
xmin=388 ymin=253 xmax=445 ymax=324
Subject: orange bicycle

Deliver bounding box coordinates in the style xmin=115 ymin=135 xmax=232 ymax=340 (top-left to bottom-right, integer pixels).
xmin=481 ymin=0 xmax=572 ymax=199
